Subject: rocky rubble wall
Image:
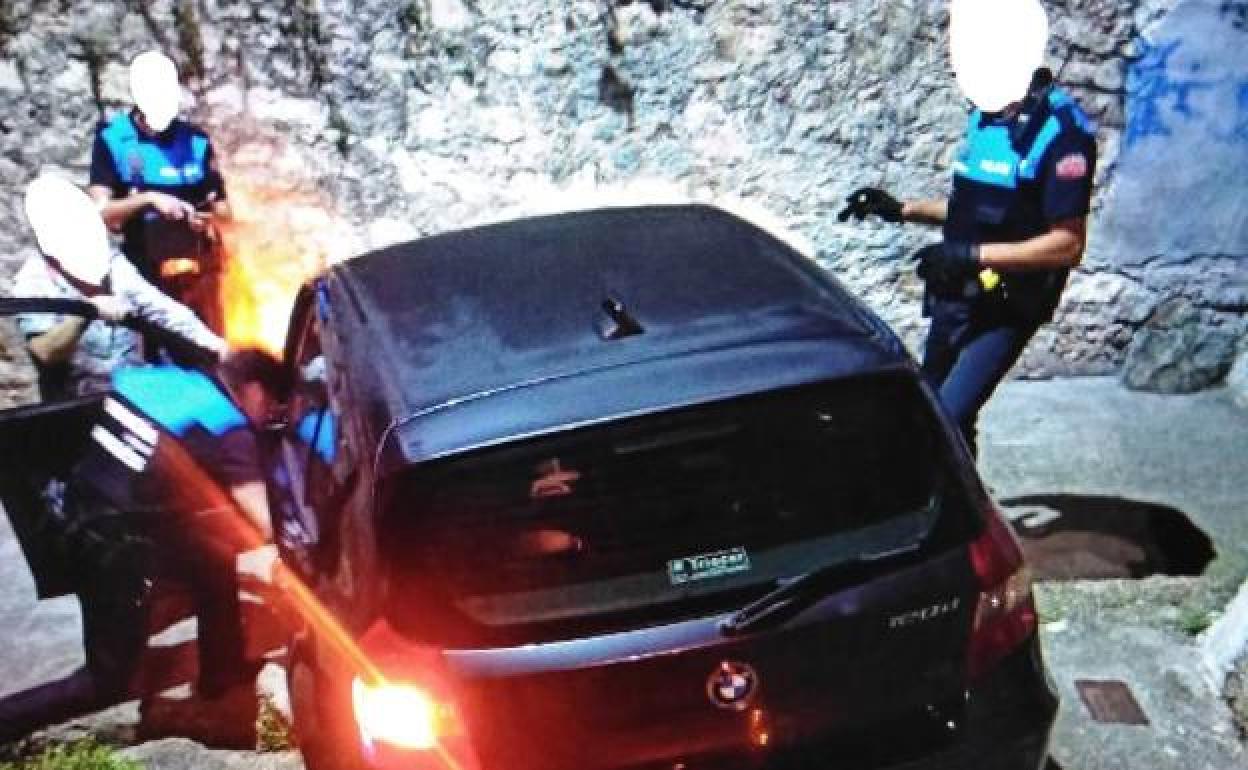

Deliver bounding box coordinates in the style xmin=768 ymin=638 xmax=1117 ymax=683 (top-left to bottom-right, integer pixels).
xmin=0 ymin=0 xmax=1245 ymax=408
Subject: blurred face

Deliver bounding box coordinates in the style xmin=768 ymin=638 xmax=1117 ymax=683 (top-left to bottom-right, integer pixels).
xmin=949 ymin=0 xmax=1049 ymax=113
xmin=24 ymin=174 xmax=111 ymax=287
xmin=129 ymin=51 xmax=181 ymax=132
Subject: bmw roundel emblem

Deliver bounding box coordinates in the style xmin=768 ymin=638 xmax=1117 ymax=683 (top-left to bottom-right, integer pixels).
xmin=707 ymin=661 xmax=759 ymax=710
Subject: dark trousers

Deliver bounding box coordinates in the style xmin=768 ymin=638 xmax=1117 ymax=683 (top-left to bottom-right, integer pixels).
xmin=0 ymin=514 xmax=250 ymax=743
xmin=0 ymin=573 xmax=146 ymax=743
xmin=154 ymin=511 xmax=252 ymax=697
xmin=922 ymin=300 xmax=1039 ymax=457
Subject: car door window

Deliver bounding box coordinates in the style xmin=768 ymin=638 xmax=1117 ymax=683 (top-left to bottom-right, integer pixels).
xmin=1 ymin=297 xmax=101 ymax=406
xmin=0 ymin=297 xmax=104 ymax=428
xmin=277 ymin=313 xmax=351 ymax=555
xmin=294 ymin=354 xmax=338 ymax=510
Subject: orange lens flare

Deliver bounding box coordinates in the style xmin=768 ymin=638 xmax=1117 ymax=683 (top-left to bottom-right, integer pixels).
xmin=215 ymin=181 xmax=335 ymax=354
xmin=154 ymin=435 xmax=380 ymax=679
xmin=352 ymin=678 xmax=440 ymax=750
xmin=155 ymin=424 xmax=476 ymax=769
xmin=160 ymin=258 xmax=202 ymax=278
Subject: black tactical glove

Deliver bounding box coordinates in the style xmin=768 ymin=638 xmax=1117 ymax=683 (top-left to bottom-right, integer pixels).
xmin=914 ymin=241 xmax=981 ymax=286
xmin=837 ymin=187 xmax=903 ymax=223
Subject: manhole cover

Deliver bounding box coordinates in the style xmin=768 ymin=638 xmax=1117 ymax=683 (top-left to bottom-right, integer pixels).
xmin=1075 ymin=679 xmax=1150 ymax=725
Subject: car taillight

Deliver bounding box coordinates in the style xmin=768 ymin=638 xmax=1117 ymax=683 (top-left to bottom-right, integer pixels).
xmin=352 ymin=621 xmax=482 ymax=769
xmin=352 ymin=677 xmax=444 ymax=750
xmin=966 ymin=502 xmax=1037 ymax=681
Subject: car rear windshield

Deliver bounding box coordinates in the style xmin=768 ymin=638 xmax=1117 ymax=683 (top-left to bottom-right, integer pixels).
xmin=382 ymin=374 xmax=976 ymax=646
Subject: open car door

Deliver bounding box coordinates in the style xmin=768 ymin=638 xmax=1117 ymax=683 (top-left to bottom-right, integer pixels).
xmin=0 ymin=298 xmax=107 ymax=598
xmin=0 ymin=297 xmax=218 ymax=598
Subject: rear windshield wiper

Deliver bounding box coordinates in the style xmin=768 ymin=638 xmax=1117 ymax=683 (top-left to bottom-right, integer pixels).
xmin=720 ymin=540 xmax=921 ymax=636
xmin=721 ymin=496 xmax=945 ymax=636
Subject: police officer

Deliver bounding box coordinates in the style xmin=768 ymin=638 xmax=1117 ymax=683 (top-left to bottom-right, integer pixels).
xmin=0 ymin=350 xmax=281 ymax=747
xmin=98 ymin=350 xmax=280 ymax=745
xmin=840 ymin=0 xmax=1096 ymax=455
xmin=87 ymin=50 xmax=231 ymax=332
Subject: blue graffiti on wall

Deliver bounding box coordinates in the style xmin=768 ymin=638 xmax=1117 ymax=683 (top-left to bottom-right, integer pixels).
xmin=1124 ymin=1 xmax=1248 ymax=148
xmin=1221 ymin=3 xmax=1248 ymax=141
xmin=1124 ymin=39 xmax=1213 ymax=147
xmin=1222 ymin=1 xmax=1248 ymax=31
xmin=1233 ymin=80 xmax=1248 ymax=142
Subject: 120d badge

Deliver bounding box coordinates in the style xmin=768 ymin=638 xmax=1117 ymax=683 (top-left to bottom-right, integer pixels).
xmin=668 ymin=547 xmax=751 ymax=585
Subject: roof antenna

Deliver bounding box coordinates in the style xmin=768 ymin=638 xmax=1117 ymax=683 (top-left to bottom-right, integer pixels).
xmin=596 ymin=297 xmax=644 ymax=341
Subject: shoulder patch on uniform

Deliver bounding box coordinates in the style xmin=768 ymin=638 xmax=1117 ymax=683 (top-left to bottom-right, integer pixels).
xmin=1056 ymin=152 xmax=1089 ymax=180
xmin=1048 ymin=87 xmax=1098 ymax=135
xmin=100 ymin=113 xmax=138 ymax=142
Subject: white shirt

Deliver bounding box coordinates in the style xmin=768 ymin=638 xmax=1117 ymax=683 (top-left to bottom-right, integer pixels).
xmin=12 ymin=252 xmax=225 ymax=399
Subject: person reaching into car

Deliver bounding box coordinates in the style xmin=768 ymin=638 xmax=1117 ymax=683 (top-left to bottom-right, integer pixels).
xmin=839 ymin=0 xmax=1096 ymax=457
xmin=10 ymin=172 xmax=225 ymax=621
xmin=94 ymin=348 xmax=282 ymax=746
xmin=13 ymin=173 xmax=225 ymax=402
xmin=0 ymin=348 xmax=283 ymax=747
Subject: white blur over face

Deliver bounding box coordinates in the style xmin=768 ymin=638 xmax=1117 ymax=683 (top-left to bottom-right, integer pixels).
xmin=949 ymin=0 xmax=1049 ymax=113
xmin=24 ymin=175 xmax=112 ymax=287
xmin=129 ymin=50 xmax=181 ymax=132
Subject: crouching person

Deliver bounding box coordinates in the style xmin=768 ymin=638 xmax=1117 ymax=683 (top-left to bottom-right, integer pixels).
xmin=0 ymin=349 xmax=284 ymax=747
xmin=99 ymin=349 xmax=283 ymax=746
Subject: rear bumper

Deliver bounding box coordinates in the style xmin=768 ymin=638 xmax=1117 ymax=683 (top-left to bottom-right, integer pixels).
xmin=354 ymin=635 xmax=1057 ymax=770
xmin=601 ymin=636 xmax=1057 ymax=770
xmin=770 ymin=636 xmax=1058 ymax=770
xmin=880 ymin=734 xmax=1051 ymax=770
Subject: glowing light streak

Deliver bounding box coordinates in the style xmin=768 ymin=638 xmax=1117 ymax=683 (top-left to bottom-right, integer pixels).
xmin=214 ymin=181 xmax=336 ymax=355
xmin=154 ymin=434 xmax=477 ymax=769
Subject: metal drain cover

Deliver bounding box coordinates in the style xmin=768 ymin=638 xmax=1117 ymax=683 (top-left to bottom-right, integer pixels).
xmin=1075 ymin=679 xmax=1150 ymax=725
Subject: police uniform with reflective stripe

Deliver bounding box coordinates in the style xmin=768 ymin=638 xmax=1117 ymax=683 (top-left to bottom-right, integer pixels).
xmin=0 ymin=367 xmax=260 ymax=737
xmin=938 ymin=86 xmax=1098 ymax=321
xmin=44 ymin=366 xmax=254 ymax=586
xmin=79 ymin=366 xmax=258 ymax=510
xmin=89 ymin=112 xmax=226 ymax=282
xmin=922 ymin=84 xmax=1097 ymax=454
xmin=75 ymin=364 xmax=260 ymax=697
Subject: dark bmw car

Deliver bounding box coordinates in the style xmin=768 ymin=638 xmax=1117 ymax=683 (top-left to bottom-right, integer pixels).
xmin=261 ymin=204 xmax=1057 ymax=770
xmin=0 ymin=203 xmax=1055 ymax=765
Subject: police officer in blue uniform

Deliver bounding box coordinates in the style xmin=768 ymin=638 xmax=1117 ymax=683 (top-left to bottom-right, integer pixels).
xmin=0 ymin=350 xmax=281 ymax=747
xmin=841 ymin=1 xmax=1096 ymax=456
xmin=88 ymin=51 xmax=231 ymax=332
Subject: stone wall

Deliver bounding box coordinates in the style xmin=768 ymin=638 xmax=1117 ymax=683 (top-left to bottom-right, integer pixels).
xmin=0 ymin=0 xmax=1245 ymax=407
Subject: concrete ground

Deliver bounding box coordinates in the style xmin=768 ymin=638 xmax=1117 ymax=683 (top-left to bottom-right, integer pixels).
xmin=980 ymin=377 xmax=1248 ymax=770
xmin=0 ymin=376 xmax=1244 ymax=769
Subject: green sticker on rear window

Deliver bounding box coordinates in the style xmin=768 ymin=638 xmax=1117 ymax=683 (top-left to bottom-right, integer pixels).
xmin=668 ymin=547 xmax=751 ymax=585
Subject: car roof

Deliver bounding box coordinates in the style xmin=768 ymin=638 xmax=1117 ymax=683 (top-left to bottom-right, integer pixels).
xmin=322 ymin=204 xmax=912 ymax=471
